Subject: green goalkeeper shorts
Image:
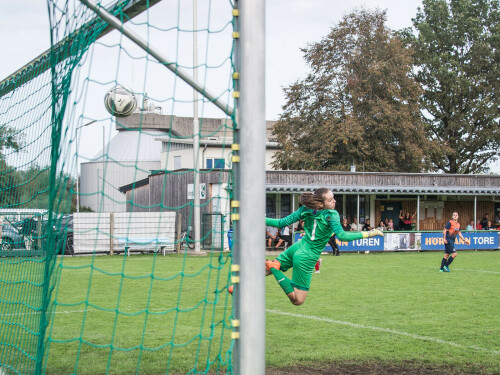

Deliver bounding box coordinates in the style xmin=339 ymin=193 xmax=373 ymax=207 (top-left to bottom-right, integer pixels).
xmin=275 ymin=240 xmax=320 ymax=291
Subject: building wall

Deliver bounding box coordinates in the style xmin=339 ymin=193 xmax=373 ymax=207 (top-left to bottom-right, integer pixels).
xmin=161 ymin=146 xmax=278 ymax=170
xmin=125 ymin=183 xmax=151 ymax=212
xmin=125 ymin=170 xmax=231 ymax=247
xmin=80 ymin=160 xmax=160 ymax=212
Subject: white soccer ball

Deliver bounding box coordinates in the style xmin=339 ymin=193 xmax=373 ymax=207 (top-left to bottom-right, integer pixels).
xmin=104 ymin=85 xmax=137 ymax=117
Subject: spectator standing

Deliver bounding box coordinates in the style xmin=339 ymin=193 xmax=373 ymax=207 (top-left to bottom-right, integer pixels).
xmin=403 ymin=212 xmax=415 ymax=231
xmin=481 ymin=213 xmax=489 ymax=229
xmin=398 ymin=211 xmax=405 ymax=231
xmin=440 ymin=211 xmax=470 ymax=272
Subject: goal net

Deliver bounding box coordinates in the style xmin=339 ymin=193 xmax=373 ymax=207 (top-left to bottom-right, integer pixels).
xmin=0 ymin=0 xmax=240 ymax=373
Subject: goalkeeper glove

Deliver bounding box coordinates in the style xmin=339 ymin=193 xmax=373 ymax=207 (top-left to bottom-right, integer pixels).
xmin=362 ymin=229 xmax=383 ymax=238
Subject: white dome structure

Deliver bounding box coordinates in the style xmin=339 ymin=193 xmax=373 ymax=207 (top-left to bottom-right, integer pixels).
xmin=78 ymin=112 xmax=240 ymax=213
xmin=80 ymin=127 xmax=167 ymax=212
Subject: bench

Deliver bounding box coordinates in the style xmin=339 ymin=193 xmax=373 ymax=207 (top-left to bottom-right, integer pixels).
xmin=117 ymin=237 xmax=171 ymax=256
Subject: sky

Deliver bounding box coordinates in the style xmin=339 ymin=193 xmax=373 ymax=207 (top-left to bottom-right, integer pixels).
xmin=0 ymin=0 xmax=498 ymax=174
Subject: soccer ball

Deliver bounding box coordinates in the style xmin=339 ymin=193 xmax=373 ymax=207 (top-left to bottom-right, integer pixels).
xmin=104 ymin=85 xmax=137 ymax=117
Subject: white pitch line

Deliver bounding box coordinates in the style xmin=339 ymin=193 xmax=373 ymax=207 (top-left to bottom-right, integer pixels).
xmin=448 ymin=269 xmax=500 ymax=274
xmin=266 ymin=309 xmax=500 ymax=356
xmin=424 ymin=266 xmax=500 ymax=274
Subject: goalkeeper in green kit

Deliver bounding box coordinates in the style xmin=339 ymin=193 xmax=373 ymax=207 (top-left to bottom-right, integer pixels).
xmin=265 ymin=188 xmax=383 ymax=306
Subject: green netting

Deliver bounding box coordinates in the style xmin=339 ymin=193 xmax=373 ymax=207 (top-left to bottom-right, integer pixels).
xmin=0 ymin=1 xmax=237 ymax=374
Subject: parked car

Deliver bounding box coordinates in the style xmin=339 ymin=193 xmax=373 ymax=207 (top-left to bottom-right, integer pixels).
xmin=30 ymin=215 xmax=74 ymax=255
xmin=44 ymin=215 xmax=74 ymax=255
xmin=1 ymin=224 xmax=26 ymax=251
xmin=54 ymin=215 xmax=74 ymax=255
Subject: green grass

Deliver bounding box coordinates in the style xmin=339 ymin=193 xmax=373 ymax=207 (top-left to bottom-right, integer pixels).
xmin=265 ymin=251 xmax=500 ymax=374
xmin=2 ymin=251 xmax=499 ymax=374
xmin=43 ymin=253 xmax=234 ymax=375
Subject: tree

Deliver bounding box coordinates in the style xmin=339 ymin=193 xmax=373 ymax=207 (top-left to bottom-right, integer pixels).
xmin=272 ymin=8 xmax=432 ymax=172
xmin=0 ymin=127 xmax=22 ymax=207
xmin=0 ymin=127 xmax=21 ymax=154
xmin=0 ymin=158 xmax=20 ymax=207
xmin=400 ymin=0 xmax=500 ymax=173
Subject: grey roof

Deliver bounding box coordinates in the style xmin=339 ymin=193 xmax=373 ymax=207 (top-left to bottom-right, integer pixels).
xmin=265 ymin=171 xmax=500 ymax=196
xmin=116 ymin=112 xmax=277 ymax=140
xmin=94 ymin=129 xmax=168 ymax=162
xmin=266 ymin=184 xmax=500 ymax=196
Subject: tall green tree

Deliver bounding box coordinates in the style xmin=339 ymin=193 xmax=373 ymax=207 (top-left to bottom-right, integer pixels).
xmin=272 ymin=8 xmax=431 ymax=172
xmin=400 ymin=0 xmax=500 ymax=173
xmin=0 ymin=127 xmax=22 ymax=207
xmin=0 ymin=127 xmax=20 ymax=154
xmin=0 ymin=158 xmax=20 ymax=207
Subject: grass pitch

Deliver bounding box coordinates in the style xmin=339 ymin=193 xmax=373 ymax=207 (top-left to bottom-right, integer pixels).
xmin=265 ymin=250 xmax=500 ymax=374
xmin=40 ymin=250 xmax=499 ymax=374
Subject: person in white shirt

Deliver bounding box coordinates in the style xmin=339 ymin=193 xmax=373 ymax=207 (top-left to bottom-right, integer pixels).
xmin=350 ymin=217 xmax=360 ymax=231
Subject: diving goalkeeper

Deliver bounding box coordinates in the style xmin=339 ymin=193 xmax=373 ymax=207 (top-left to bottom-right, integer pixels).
xmin=265 ymin=188 xmax=382 ymax=306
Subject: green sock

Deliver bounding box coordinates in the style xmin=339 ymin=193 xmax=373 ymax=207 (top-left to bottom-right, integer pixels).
xmin=270 ymin=268 xmax=294 ymax=294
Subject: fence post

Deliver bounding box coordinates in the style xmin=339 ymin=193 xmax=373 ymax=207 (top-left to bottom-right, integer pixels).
xmin=109 ymin=212 xmax=114 ymax=255
xmin=0 ymin=216 xmax=3 ymax=247
xmin=176 ymin=213 xmax=182 ymax=254
xmin=37 ymin=215 xmax=42 ymax=251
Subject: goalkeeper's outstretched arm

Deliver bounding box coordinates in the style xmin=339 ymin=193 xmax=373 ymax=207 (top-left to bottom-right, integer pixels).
xmin=328 ymin=210 xmax=383 ymax=242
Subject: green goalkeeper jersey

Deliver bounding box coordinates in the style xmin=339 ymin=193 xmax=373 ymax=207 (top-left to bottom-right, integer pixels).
xmin=266 ymin=206 xmax=363 ymax=254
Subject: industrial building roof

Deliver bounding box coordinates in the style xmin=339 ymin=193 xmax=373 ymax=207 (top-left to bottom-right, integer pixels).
xmin=93 ymin=129 xmax=168 ymax=162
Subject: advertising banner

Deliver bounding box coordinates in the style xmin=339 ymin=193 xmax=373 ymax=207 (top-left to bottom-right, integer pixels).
xmin=294 ymin=233 xmax=384 ymax=252
xmin=293 ymin=231 xmax=499 ymax=252
xmin=384 ymin=232 xmax=420 ymax=251
xmin=421 ymin=232 xmax=498 ymax=250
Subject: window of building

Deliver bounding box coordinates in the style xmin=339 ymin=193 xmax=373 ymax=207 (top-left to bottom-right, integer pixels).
xmin=174 ymin=155 xmax=181 ymax=170
xmin=280 ymin=194 xmax=291 ymax=217
xmin=266 ymin=195 xmax=277 ymax=218
xmin=345 ymin=194 xmax=370 ymax=224
xmin=206 ymin=158 xmax=225 ymax=169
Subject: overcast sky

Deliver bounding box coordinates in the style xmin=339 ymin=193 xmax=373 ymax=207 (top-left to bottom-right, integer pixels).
xmin=1 ymin=0 xmax=498 ymax=173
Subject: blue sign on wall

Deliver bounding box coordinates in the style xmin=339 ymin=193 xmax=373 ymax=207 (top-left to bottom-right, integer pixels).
xmin=294 ymin=233 xmax=384 ymax=252
xmin=421 ymin=232 xmax=498 ymax=250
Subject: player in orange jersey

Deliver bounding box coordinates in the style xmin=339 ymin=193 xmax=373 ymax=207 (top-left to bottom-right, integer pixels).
xmin=440 ymin=211 xmax=470 ymax=272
